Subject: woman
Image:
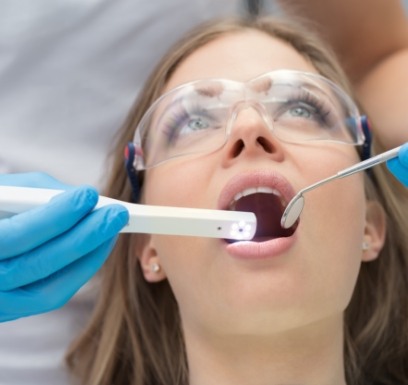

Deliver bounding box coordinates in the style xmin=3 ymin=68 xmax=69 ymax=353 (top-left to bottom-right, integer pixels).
xmin=66 ymin=17 xmax=408 ymax=385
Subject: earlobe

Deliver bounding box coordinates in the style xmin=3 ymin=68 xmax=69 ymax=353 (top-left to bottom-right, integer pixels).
xmin=138 ymin=237 xmax=167 ymax=282
xmin=362 ymin=201 xmax=387 ymax=262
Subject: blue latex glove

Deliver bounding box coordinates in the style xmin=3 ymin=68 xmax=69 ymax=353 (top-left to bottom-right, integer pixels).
xmin=387 ymin=143 xmax=408 ymax=187
xmin=0 ymin=172 xmax=129 ymax=322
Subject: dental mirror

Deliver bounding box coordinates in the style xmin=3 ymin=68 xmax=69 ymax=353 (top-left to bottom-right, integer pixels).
xmin=280 ymin=145 xmax=402 ymax=229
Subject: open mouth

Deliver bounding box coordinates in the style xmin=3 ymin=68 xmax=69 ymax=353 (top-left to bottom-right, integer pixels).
xmin=226 ymin=187 xmax=298 ymax=243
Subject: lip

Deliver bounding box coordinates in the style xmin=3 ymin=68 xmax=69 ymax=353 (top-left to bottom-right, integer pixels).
xmin=218 ymin=170 xmax=297 ymax=260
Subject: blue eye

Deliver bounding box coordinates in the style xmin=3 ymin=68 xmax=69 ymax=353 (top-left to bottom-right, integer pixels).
xmin=277 ymin=97 xmax=331 ymax=128
xmin=187 ymin=117 xmax=210 ymax=131
xmin=288 ymin=105 xmax=315 ymax=119
xmin=161 ymin=109 xmax=213 ymax=144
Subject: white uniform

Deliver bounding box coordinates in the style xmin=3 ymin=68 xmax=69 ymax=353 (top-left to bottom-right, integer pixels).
xmin=0 ymin=1 xmax=241 ymax=384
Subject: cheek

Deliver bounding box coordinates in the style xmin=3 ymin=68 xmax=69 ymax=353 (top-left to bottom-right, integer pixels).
xmin=143 ymin=159 xmax=215 ymax=208
xmin=294 ymin=146 xmax=367 ymax=311
xmin=141 ymin=158 xmax=221 ymax=299
xmin=302 ymin=175 xmax=367 ymax=309
xmin=294 ymin=145 xmax=365 ymax=241
xmin=306 ymin=173 xmax=367 ymax=245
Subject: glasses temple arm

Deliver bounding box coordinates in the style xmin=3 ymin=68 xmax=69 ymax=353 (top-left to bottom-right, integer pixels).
xmin=124 ymin=142 xmax=141 ymax=202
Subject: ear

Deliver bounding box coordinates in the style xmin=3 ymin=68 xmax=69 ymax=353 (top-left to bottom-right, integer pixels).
xmin=362 ymin=201 xmax=387 ymax=262
xmin=138 ymin=236 xmax=167 ymax=283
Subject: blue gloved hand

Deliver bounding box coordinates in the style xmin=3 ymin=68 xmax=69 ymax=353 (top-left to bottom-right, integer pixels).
xmin=0 ymin=172 xmax=129 ymax=322
xmin=386 ymin=143 xmax=408 ymax=187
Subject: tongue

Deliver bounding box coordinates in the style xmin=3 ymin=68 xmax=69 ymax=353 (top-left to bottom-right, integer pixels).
xmin=235 ymin=193 xmax=291 ymax=239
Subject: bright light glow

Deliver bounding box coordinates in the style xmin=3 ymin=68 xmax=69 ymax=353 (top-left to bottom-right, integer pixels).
xmin=230 ymin=220 xmax=253 ymax=240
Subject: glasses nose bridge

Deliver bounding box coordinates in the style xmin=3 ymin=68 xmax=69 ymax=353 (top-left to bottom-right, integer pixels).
xmin=226 ymin=98 xmax=273 ymax=137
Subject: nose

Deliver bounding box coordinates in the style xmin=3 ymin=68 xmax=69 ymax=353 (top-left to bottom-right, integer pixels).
xmin=221 ymin=102 xmax=285 ymax=166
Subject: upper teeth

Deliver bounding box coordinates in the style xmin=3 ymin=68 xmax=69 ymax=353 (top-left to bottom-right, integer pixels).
xmin=229 ymin=187 xmax=284 ymax=209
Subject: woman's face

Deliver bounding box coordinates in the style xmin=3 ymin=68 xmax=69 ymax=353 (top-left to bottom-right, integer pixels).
xmin=138 ymin=31 xmax=383 ymax=336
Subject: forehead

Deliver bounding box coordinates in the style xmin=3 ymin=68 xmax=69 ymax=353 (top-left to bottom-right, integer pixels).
xmin=165 ymin=30 xmax=319 ymax=92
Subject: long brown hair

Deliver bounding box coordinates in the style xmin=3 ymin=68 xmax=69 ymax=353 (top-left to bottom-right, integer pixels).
xmin=66 ymin=17 xmax=408 ymax=385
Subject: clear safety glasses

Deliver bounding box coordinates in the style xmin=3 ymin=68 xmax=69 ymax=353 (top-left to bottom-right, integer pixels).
xmin=132 ymin=70 xmax=366 ymax=170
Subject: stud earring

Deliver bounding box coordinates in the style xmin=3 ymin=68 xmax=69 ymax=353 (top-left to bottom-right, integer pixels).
xmin=150 ymin=263 xmax=161 ymax=273
xmin=362 ymin=242 xmax=370 ymax=251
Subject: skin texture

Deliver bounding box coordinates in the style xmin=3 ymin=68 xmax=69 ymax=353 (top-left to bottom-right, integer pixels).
xmin=138 ymin=31 xmax=386 ymax=385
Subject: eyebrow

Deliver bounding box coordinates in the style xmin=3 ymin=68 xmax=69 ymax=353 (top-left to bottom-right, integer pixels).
xmin=194 ymin=82 xmax=224 ymax=98
xmin=249 ymin=77 xmax=273 ymax=93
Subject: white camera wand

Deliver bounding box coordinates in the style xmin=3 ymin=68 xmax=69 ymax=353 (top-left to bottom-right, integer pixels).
xmin=0 ymin=186 xmax=256 ymax=241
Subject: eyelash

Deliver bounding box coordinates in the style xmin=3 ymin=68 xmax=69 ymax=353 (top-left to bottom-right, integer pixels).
xmin=281 ymin=90 xmax=332 ymax=125
xmin=161 ymin=89 xmax=333 ymax=142
xmin=162 ymin=103 xmax=213 ymax=141
xmin=162 ymin=108 xmax=190 ymax=143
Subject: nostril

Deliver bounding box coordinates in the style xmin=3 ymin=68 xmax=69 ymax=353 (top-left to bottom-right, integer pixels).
xmin=231 ymin=139 xmax=245 ymax=158
xmin=257 ymin=136 xmax=273 ymax=153
xmin=229 ymin=137 xmax=275 ymax=158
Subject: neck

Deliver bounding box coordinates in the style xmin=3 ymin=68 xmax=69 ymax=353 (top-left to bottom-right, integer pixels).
xmin=185 ymin=316 xmax=346 ymax=385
